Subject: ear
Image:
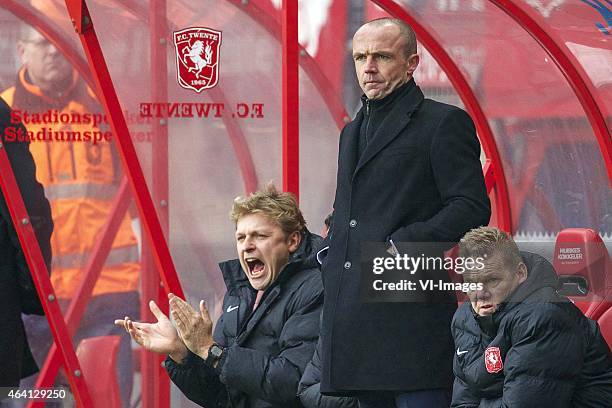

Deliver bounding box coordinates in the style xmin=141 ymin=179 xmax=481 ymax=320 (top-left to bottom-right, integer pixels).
xmin=17 ymin=42 xmax=27 ymax=64
xmin=287 ymin=230 xmax=302 ymax=253
xmin=406 ymin=53 xmax=420 ymax=77
xmin=516 ymin=262 xmax=528 ymax=284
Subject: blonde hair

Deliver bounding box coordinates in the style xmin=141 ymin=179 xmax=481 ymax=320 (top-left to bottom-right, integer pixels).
xmin=230 ymin=183 xmax=306 ymax=235
xmin=459 ymin=226 xmax=522 ymax=270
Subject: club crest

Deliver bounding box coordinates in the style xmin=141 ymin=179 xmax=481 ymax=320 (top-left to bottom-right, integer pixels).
xmin=173 ymin=27 xmax=222 ymax=93
xmin=484 ymin=346 xmax=504 ymax=374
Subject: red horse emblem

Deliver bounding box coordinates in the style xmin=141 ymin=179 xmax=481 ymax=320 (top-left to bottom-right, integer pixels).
xmin=173 ymin=27 xmax=222 ymax=93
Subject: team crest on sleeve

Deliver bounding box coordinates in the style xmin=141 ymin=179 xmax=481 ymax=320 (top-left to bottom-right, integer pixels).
xmin=484 ymin=346 xmax=503 ymax=374
xmin=173 ymin=27 xmax=222 ymax=93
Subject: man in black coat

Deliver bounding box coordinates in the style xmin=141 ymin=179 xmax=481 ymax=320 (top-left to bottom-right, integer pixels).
xmin=452 ymin=227 xmax=612 ymax=407
xmin=319 ymin=18 xmax=490 ymax=407
xmin=117 ymin=185 xmax=323 ymax=407
xmin=0 ymin=97 xmax=53 ymax=387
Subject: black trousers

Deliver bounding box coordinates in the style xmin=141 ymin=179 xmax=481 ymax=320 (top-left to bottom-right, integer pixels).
xmin=0 ymin=266 xmax=29 ymax=387
xmin=357 ymin=389 xmax=450 ymax=408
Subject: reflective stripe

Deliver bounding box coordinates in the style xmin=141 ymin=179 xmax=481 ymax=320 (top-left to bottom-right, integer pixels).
xmin=52 ymin=244 xmax=140 ymax=269
xmin=44 ymin=183 xmax=118 ymax=201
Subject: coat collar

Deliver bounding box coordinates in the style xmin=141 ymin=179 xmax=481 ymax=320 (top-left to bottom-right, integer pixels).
xmin=343 ymin=81 xmax=424 ymax=178
xmin=471 ymin=251 xmax=561 ymax=332
xmin=339 ymin=114 xmax=362 ymax=181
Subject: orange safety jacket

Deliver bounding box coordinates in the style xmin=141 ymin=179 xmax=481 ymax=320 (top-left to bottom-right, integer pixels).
xmin=1 ymin=68 xmax=140 ymax=299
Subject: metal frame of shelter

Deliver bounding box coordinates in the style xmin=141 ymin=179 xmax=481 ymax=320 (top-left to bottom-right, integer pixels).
xmin=0 ymin=0 xmax=609 ymax=407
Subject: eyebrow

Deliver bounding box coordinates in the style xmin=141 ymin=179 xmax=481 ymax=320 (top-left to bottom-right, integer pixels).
xmin=464 ymin=269 xmax=500 ymax=281
xmin=235 ymin=228 xmax=273 ymax=236
xmin=353 ymin=51 xmax=393 ymax=58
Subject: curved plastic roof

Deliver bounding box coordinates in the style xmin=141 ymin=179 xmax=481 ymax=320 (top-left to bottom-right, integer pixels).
xmin=0 ymin=0 xmax=608 ymax=279
xmin=0 ymin=0 xmax=609 ymax=295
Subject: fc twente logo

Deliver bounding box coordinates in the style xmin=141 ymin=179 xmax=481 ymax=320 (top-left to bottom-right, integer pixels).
xmin=484 ymin=346 xmax=504 ymax=374
xmin=173 ymin=27 xmax=222 ymax=93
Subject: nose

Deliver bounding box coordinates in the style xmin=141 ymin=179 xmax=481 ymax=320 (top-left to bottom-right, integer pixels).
xmin=364 ymin=55 xmax=378 ymax=74
xmin=475 ymin=287 xmax=491 ymax=300
xmin=241 ymin=236 xmax=256 ymax=253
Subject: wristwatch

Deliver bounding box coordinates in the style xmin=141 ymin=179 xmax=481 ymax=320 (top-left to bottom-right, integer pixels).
xmin=205 ymin=343 xmax=224 ymax=367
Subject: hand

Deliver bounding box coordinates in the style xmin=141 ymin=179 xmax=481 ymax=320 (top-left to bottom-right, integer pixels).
xmin=114 ymin=300 xmax=188 ymax=362
xmin=169 ymin=293 xmax=214 ymax=360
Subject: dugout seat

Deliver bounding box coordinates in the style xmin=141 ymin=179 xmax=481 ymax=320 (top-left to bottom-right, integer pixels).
xmin=76 ymin=335 xmax=122 ymax=408
xmin=553 ymin=228 xmax=611 ymax=319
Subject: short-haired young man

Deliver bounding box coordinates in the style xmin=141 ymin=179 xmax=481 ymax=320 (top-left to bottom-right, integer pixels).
xmin=117 ymin=185 xmax=323 ymax=407
xmin=452 ymin=227 xmax=612 ymax=407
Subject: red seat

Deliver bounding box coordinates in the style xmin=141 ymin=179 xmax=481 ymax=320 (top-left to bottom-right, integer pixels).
xmin=76 ymin=335 xmax=122 ymax=408
xmin=553 ymin=228 xmax=610 ymax=319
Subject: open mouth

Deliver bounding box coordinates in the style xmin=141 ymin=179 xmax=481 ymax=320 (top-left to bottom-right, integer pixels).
xmin=245 ymin=258 xmax=265 ymax=275
xmin=479 ymin=304 xmax=495 ymax=313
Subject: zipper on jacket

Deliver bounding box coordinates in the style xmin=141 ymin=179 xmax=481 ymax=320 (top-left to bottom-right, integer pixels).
xmin=365 ymin=99 xmax=371 ymax=147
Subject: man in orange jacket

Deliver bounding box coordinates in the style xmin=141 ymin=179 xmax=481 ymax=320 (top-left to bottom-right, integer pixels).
xmin=2 ymin=25 xmax=140 ymax=407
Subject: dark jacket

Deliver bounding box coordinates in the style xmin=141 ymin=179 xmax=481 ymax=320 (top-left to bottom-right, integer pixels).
xmin=0 ymin=97 xmax=53 ymax=386
xmin=320 ymin=80 xmax=491 ymax=393
xmin=298 ymin=335 xmax=358 ymax=408
xmin=165 ymin=230 xmax=324 ymax=408
xmin=451 ymin=252 xmax=612 ymax=408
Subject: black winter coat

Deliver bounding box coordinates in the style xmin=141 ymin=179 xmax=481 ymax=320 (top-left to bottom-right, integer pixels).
xmin=320 ymin=80 xmax=491 ymax=393
xmin=0 ymin=97 xmax=53 ymax=386
xmin=451 ymin=252 xmax=612 ymax=408
xmin=165 ymin=231 xmax=324 ymax=408
xmin=298 ymin=335 xmax=358 ymax=408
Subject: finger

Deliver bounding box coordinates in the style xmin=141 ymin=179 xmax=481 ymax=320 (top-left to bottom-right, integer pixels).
xmin=114 ymin=319 xmax=126 ymax=327
xmin=180 ymin=298 xmax=201 ymax=323
xmin=199 ymin=300 xmax=212 ymax=323
xmin=172 ymin=316 xmax=188 ymax=342
xmin=149 ymin=300 xmax=167 ymax=322
xmin=124 ymin=316 xmax=130 ymax=332
xmin=168 ymin=297 xmax=182 ymax=320
xmin=130 ymin=320 xmax=147 ymax=334
xmin=173 ymin=295 xmax=195 ymax=315
xmin=124 ymin=320 xmax=138 ymax=339
xmin=128 ymin=328 xmax=145 ymax=347
xmin=171 ymin=308 xmax=186 ymax=331
xmin=170 ymin=296 xmax=191 ymax=324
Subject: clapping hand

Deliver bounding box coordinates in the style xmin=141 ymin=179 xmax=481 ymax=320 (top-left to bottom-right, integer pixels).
xmin=115 ymin=300 xmax=188 ymax=362
xmin=168 ymin=293 xmax=214 ymax=360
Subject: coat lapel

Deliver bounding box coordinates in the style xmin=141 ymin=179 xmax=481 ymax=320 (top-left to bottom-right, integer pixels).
xmin=354 ymin=86 xmax=425 ymax=176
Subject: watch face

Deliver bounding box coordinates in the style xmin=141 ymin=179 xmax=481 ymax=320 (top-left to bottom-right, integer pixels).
xmin=210 ymin=345 xmax=223 ymax=358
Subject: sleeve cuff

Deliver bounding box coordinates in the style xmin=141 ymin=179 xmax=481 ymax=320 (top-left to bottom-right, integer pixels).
xmin=165 ymin=349 xmax=204 ymax=368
